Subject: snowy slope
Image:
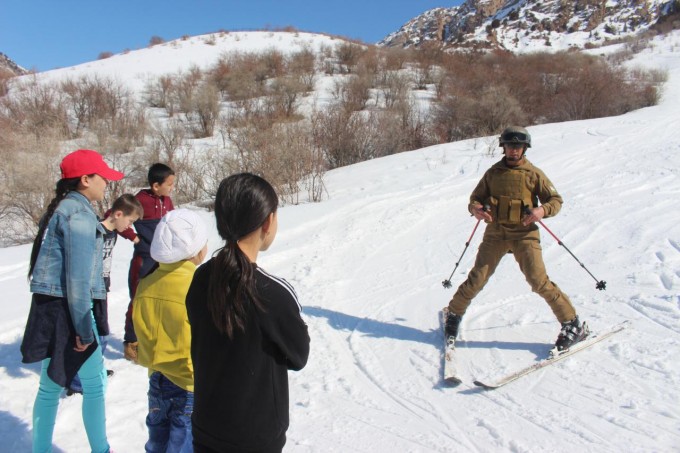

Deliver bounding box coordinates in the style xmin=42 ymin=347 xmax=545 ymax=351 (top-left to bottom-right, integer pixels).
xmin=28 ymin=31 xmax=346 ymax=94
xmin=1 ymin=31 xmax=679 ymax=452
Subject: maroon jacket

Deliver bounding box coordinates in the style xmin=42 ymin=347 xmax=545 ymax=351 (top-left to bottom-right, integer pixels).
xmin=119 ymin=189 xmax=174 ymax=242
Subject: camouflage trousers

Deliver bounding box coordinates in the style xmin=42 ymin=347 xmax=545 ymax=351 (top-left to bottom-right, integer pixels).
xmin=448 ymin=237 xmax=577 ymax=323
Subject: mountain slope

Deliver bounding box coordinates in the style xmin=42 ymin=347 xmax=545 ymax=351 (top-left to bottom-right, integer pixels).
xmin=28 ymin=31 xmax=348 ymax=93
xmin=0 ymin=31 xmax=678 ymax=453
xmin=380 ymin=0 xmax=679 ymax=51
xmin=0 ymin=52 xmax=28 ymax=76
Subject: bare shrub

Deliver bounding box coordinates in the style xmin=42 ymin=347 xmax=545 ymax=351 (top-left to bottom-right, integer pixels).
xmin=190 ymin=81 xmax=220 ymax=138
xmin=0 ymin=68 xmax=15 ymax=97
xmin=380 ymin=72 xmax=411 ymax=109
xmin=268 ymin=76 xmax=306 ymax=118
xmin=149 ymin=36 xmax=165 ymax=47
xmin=98 ymin=51 xmax=114 ymax=60
xmin=383 ymin=48 xmax=411 ymax=71
xmin=311 ymin=105 xmax=375 ymax=168
xmin=174 ymin=66 xmax=203 ymax=116
xmin=146 ymin=118 xmax=187 ymax=166
xmin=221 ymin=103 xmax=326 ymax=203
xmin=60 ymin=75 xmax=140 ymax=141
xmin=1 ymin=77 xmax=70 ymax=140
xmin=0 ymin=126 xmax=66 ymax=244
xmin=261 ymin=49 xmax=287 ymax=79
xmin=287 ymin=48 xmax=317 ymax=90
xmin=334 ymin=42 xmax=366 ymax=73
xmin=144 ymin=74 xmax=175 ymax=111
xmin=209 ymin=52 xmax=267 ymax=101
xmin=331 ymin=73 xmax=372 ymax=112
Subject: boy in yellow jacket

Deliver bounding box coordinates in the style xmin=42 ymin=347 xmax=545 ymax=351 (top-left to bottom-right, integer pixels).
xmin=133 ymin=209 xmax=208 ymax=453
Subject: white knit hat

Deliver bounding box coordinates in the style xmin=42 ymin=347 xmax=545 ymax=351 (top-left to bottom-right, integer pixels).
xmin=150 ymin=209 xmax=208 ymax=264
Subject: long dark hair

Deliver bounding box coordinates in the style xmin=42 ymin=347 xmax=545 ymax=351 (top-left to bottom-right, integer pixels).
xmin=28 ymin=177 xmax=82 ymax=278
xmin=207 ymin=173 xmax=279 ymax=338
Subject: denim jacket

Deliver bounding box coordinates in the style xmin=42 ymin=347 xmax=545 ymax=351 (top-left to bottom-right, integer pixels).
xmin=30 ymin=191 xmax=106 ymax=344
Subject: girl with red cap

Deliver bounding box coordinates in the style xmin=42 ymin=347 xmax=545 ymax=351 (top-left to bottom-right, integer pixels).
xmin=21 ymin=149 xmax=124 ymax=453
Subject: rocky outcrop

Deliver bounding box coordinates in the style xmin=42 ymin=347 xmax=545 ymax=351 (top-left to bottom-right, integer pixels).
xmin=379 ymin=0 xmax=677 ymax=51
xmin=0 ymin=52 xmax=28 ymax=76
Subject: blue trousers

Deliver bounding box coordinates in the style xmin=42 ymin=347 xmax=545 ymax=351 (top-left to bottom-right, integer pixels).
xmin=32 ymin=319 xmax=109 ymax=453
xmin=145 ymin=372 xmax=193 ymax=453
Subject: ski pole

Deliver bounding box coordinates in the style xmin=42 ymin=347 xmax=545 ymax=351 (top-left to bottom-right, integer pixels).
xmin=442 ymin=205 xmax=489 ymax=289
xmin=524 ymin=206 xmax=607 ymax=291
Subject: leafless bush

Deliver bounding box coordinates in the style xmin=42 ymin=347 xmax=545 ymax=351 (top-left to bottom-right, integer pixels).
xmin=144 ymin=75 xmax=175 ymax=111
xmin=261 ymin=49 xmax=287 ymax=79
xmin=0 ymin=69 xmax=14 ymax=97
xmin=331 ymin=73 xmax=372 ymax=112
xmin=60 ymin=74 xmax=137 ymax=139
xmin=1 ymin=77 xmax=70 ymax=140
xmin=268 ymin=75 xmax=306 ymax=118
xmin=209 ymin=52 xmax=267 ymax=101
xmin=149 ymin=36 xmax=165 ymax=47
xmin=380 ymin=72 xmax=411 ymax=109
xmin=311 ymin=105 xmax=376 ymax=168
xmin=287 ymin=48 xmax=317 ymax=90
xmin=146 ymin=118 xmax=187 ymax=166
xmin=383 ymin=48 xmax=411 ymax=71
xmin=334 ymin=42 xmax=365 ymax=73
xmin=98 ymin=51 xmax=114 ymax=60
xmin=0 ymin=125 xmax=65 ymax=244
xmin=221 ymin=103 xmax=326 ymax=203
xmin=175 ymin=66 xmax=203 ymax=116
xmin=190 ymin=81 xmax=220 ymax=138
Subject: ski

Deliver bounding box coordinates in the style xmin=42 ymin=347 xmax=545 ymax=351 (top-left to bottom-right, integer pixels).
xmin=473 ymin=320 xmax=630 ymax=390
xmin=440 ymin=307 xmax=462 ymax=386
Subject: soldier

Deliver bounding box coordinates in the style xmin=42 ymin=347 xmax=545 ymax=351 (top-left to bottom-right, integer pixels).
xmin=445 ymin=126 xmax=588 ymax=352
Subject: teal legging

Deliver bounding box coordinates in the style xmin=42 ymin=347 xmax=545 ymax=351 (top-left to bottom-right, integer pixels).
xmin=32 ymin=317 xmax=109 ymax=453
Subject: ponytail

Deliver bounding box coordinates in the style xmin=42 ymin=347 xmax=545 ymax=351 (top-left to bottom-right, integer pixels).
xmin=207 ymin=242 xmax=263 ymax=338
xmin=207 ymin=173 xmax=278 ymax=338
xmin=28 ymin=178 xmax=81 ymax=279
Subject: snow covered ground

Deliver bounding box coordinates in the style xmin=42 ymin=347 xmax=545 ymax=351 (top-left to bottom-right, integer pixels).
xmin=1 ymin=31 xmax=679 ymax=453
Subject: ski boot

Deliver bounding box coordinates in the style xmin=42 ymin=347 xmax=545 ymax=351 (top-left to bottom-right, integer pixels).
xmin=445 ymin=313 xmax=462 ymax=344
xmin=552 ymin=316 xmax=589 ymax=356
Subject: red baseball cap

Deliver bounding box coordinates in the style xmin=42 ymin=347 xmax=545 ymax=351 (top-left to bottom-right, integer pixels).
xmin=60 ymin=149 xmax=124 ymax=181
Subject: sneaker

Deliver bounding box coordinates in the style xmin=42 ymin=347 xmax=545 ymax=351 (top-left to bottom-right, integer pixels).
xmin=445 ymin=313 xmax=462 ymax=339
xmin=123 ymin=341 xmax=138 ymax=363
xmin=554 ymin=316 xmax=589 ymax=352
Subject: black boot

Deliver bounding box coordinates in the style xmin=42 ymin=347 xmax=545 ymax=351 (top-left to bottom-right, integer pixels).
xmin=554 ymin=316 xmax=589 ymax=352
xmin=445 ymin=313 xmax=462 ymax=339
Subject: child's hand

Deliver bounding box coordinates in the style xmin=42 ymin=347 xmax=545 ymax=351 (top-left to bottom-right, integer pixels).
xmin=74 ymin=336 xmax=92 ymax=352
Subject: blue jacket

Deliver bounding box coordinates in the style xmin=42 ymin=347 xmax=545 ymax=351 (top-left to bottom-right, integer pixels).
xmin=30 ymin=191 xmax=106 ymax=344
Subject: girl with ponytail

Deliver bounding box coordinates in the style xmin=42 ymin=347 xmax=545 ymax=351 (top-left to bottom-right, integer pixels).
xmin=186 ymin=173 xmax=310 ymax=453
xmin=21 ymin=149 xmax=124 ymax=453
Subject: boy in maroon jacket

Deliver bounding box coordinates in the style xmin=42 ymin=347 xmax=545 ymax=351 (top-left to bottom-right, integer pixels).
xmin=121 ymin=163 xmax=175 ymax=362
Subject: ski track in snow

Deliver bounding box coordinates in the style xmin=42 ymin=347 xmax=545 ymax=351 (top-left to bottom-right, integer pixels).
xmin=1 ymin=31 xmax=680 ymax=453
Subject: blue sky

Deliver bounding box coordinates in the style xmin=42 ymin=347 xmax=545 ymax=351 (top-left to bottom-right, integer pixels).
xmin=1 ymin=0 xmax=455 ymax=72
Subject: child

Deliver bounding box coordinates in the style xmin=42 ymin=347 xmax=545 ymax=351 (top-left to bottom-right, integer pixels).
xmin=21 ymin=149 xmax=124 ymax=453
xmin=120 ymin=163 xmax=175 ymax=362
xmin=133 ymin=209 xmax=208 ymax=453
xmin=68 ymin=194 xmax=144 ymax=395
xmin=186 ymin=173 xmax=310 ymax=453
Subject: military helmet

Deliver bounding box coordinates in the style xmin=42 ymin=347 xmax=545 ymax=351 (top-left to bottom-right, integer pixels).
xmin=499 ymin=126 xmax=531 ymax=148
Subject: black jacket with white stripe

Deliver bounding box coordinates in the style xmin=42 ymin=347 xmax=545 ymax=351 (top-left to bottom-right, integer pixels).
xmin=186 ymin=259 xmax=310 ymax=452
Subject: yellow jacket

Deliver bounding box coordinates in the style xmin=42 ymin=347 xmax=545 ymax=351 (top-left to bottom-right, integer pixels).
xmin=133 ymin=260 xmax=196 ymax=391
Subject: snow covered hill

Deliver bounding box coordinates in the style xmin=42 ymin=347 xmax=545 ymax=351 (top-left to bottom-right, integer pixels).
xmin=28 ymin=30 xmax=347 ymax=94
xmin=0 ymin=31 xmax=679 ymax=452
